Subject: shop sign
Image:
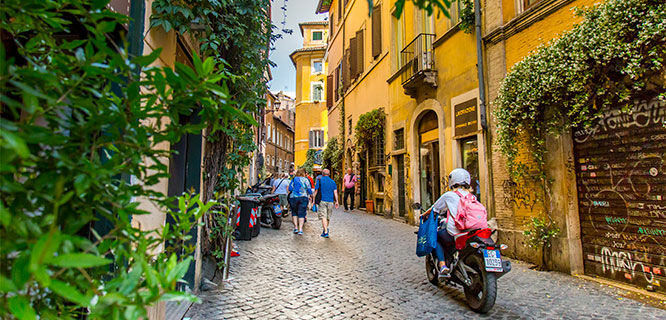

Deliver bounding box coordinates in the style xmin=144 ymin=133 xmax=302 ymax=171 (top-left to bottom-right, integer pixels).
xmin=454 ymin=98 xmax=478 ymax=137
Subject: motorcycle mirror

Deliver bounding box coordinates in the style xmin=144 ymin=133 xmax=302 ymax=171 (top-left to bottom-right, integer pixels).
xmin=412 ymin=203 xmax=421 ymax=210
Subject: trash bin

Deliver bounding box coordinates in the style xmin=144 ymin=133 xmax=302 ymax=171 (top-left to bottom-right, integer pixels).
xmin=235 ymin=196 xmax=260 ymax=241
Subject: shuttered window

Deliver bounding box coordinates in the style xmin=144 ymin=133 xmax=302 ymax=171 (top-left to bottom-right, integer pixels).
xmin=326 ymin=74 xmax=333 ymax=109
xmin=355 ymin=30 xmax=364 ymax=78
xmin=309 ymin=130 xmax=325 ymax=148
xmin=342 ymin=48 xmax=350 ymax=91
xmin=335 ymin=65 xmax=341 ymax=101
xmin=349 ymin=36 xmax=357 ymax=81
xmin=372 ymin=4 xmax=382 ymax=58
xmin=338 ymin=0 xmax=342 ymax=20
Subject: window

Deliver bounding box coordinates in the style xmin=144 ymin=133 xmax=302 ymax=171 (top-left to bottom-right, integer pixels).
xmin=392 ymin=9 xmax=406 ymax=71
xmin=311 ymin=82 xmax=324 ymax=101
xmin=517 ymin=0 xmax=544 ymax=13
xmin=312 ymin=59 xmax=323 ymax=74
xmin=394 ymin=128 xmax=404 ymax=150
xmin=309 ymin=129 xmax=325 ymax=148
xmin=372 ymin=4 xmax=382 ymax=59
xmin=312 ymin=30 xmax=323 ymax=41
xmin=273 ymin=127 xmax=277 ymax=143
xmin=267 ymin=124 xmax=271 ymax=141
xmin=348 ymin=118 xmax=352 ymax=135
xmin=335 ymin=64 xmax=342 ymax=101
xmin=370 ymin=132 xmax=385 ymax=167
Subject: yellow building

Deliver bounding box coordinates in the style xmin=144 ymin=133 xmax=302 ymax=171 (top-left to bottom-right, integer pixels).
xmin=318 ymin=0 xmax=484 ymax=219
xmin=291 ymin=21 xmax=329 ymax=168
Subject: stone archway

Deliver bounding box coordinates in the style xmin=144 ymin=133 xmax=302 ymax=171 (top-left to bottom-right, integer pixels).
xmin=408 ymin=99 xmax=446 ymax=223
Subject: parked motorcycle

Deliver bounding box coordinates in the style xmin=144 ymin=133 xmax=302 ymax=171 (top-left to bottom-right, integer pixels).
xmin=416 ymin=203 xmax=512 ymax=314
xmin=256 ymin=193 xmax=283 ymax=230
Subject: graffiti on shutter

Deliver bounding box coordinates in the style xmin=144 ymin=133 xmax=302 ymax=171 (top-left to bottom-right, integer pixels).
xmin=372 ymin=5 xmax=382 ymax=58
xmin=573 ymin=97 xmax=666 ymax=293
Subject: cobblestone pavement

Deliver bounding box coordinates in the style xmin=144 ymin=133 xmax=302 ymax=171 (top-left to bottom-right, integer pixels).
xmin=185 ymin=209 xmax=666 ymax=320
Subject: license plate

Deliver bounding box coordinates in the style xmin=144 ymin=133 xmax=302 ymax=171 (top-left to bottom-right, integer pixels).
xmin=482 ymin=249 xmax=503 ymax=272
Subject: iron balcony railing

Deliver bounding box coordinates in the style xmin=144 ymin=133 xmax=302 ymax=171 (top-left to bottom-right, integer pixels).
xmin=400 ymin=33 xmax=436 ymax=85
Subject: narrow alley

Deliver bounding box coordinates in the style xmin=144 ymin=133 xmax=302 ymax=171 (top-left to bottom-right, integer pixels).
xmin=185 ymin=210 xmax=666 ymax=319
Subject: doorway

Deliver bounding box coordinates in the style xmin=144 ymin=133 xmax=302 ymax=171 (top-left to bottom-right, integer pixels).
xmin=359 ymin=156 xmax=367 ymax=208
xmin=460 ymin=136 xmax=480 ymax=201
xmin=396 ymin=154 xmax=406 ymax=217
xmin=418 ymin=110 xmax=440 ymax=210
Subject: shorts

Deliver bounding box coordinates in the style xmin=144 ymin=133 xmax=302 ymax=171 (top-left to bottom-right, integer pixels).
xmin=289 ymin=196 xmax=308 ymax=218
xmin=317 ymin=201 xmax=334 ymax=220
xmin=278 ymin=194 xmax=288 ymax=208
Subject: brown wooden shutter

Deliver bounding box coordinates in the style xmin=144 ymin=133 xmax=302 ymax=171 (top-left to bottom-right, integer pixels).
xmin=372 ymin=4 xmax=382 ymax=58
xmin=338 ymin=0 xmax=342 ymax=20
xmin=326 ymin=74 xmax=333 ymax=109
xmin=349 ymin=37 xmax=357 ymax=81
xmin=335 ymin=65 xmax=340 ymax=101
xmin=342 ymin=49 xmax=350 ymax=91
xmin=356 ymin=30 xmax=364 ymax=77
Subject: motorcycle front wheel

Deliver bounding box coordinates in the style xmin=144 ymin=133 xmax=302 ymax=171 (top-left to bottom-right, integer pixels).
xmin=271 ymin=215 xmax=282 ymax=229
xmin=463 ymin=254 xmax=497 ymax=314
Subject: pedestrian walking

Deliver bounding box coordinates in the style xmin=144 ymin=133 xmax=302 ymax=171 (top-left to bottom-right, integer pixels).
xmin=343 ymin=168 xmax=358 ymax=211
xmin=313 ymin=169 xmax=339 ymax=238
xmin=271 ymin=173 xmax=290 ymax=214
xmin=288 ymin=169 xmax=313 ymax=235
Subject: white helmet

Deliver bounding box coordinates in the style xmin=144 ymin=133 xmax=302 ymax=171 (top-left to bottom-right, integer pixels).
xmin=448 ymin=168 xmax=471 ymax=188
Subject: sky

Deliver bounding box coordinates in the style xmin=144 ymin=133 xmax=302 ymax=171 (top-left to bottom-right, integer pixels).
xmin=269 ymin=0 xmax=328 ymax=99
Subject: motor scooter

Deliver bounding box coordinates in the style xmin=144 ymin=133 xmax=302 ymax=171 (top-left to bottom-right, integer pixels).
xmin=415 ymin=203 xmax=512 ymax=314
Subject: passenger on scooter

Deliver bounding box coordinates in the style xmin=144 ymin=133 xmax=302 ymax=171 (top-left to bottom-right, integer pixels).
xmin=422 ymin=168 xmax=474 ymax=277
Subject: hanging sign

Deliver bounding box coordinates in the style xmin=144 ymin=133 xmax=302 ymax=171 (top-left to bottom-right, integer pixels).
xmin=454 ymin=98 xmax=478 ymax=137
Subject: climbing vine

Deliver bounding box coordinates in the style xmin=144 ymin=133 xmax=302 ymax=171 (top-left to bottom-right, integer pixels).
xmin=150 ymin=0 xmax=277 ymax=259
xmin=494 ymin=0 xmax=666 ymax=182
xmin=322 ymin=136 xmax=344 ymax=183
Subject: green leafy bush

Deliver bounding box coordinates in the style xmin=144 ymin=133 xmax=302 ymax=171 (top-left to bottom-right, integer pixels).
xmin=322 ymin=136 xmax=344 ymax=183
xmin=354 ymin=108 xmax=385 ymax=155
xmin=0 ymin=0 xmax=245 ymax=317
xmin=523 ymin=217 xmax=560 ymax=249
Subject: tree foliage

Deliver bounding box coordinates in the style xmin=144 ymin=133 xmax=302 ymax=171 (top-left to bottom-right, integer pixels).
xmin=322 ymin=136 xmax=344 ymax=184
xmin=0 ymin=0 xmax=251 ymax=317
xmin=494 ymin=0 xmax=666 ymax=182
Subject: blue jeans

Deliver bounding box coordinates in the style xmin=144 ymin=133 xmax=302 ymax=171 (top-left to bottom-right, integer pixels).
xmin=434 ymin=229 xmax=455 ymax=264
xmin=289 ymin=196 xmax=308 ymax=218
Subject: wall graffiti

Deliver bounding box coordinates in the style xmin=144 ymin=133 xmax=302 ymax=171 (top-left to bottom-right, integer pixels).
xmin=501 ymin=179 xmax=540 ymax=211
xmin=574 ymin=97 xmax=666 ymax=292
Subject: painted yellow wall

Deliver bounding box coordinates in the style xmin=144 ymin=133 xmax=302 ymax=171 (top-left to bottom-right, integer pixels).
xmin=504 ymin=0 xmax=602 ymax=69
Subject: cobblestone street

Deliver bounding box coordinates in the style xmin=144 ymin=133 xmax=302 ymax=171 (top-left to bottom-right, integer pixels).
xmin=185 ymin=209 xmax=666 ymax=320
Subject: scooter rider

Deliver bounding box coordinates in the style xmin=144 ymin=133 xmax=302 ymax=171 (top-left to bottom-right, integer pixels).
xmin=422 ymin=168 xmax=474 ymax=277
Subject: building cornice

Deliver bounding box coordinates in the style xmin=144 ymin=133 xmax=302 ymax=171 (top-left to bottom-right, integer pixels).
xmin=484 ymin=0 xmax=574 ymax=45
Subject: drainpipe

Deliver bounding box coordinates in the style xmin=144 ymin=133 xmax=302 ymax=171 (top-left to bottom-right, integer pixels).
xmin=474 ymin=0 xmax=487 ymax=130
xmin=474 ymin=0 xmax=496 ymax=217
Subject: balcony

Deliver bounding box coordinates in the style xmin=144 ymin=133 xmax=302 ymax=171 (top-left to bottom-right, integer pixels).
xmin=400 ymin=33 xmax=437 ymax=98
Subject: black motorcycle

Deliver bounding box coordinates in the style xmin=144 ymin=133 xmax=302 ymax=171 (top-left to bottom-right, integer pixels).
xmin=417 ymin=204 xmax=511 ymax=314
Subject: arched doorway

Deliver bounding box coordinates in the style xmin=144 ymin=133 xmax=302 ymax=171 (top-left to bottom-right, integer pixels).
xmin=418 ymin=110 xmax=440 ymax=210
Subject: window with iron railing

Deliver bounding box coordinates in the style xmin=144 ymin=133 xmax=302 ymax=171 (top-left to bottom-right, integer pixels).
xmin=400 ymin=33 xmax=435 ymax=85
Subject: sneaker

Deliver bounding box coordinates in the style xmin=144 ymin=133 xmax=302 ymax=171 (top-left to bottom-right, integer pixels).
xmin=298 ymin=231 xmax=303 ymax=235
xmin=293 ymin=228 xmax=298 ymax=234
xmin=438 ymin=264 xmax=451 ymax=276
xmin=320 ymin=231 xmax=327 ymax=238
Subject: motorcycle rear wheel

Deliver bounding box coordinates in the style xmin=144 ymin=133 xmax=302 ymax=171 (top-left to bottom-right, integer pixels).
xmin=271 ymin=216 xmax=282 ymax=229
xmin=425 ymin=254 xmax=440 ymax=286
xmin=463 ymin=254 xmax=497 ymax=314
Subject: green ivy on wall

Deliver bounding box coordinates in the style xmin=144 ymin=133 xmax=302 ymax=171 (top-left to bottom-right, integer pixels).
xmin=494 ymin=0 xmax=666 ymax=183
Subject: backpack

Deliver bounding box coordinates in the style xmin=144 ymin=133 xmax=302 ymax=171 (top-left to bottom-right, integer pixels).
xmin=452 ymin=191 xmax=488 ymax=230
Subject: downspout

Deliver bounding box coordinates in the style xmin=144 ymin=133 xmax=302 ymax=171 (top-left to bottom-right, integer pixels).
xmin=474 ymin=0 xmax=496 ymax=217
xmin=474 ymin=0 xmax=487 ymax=130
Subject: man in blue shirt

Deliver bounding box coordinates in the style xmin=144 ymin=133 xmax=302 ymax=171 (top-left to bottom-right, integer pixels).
xmin=313 ymin=169 xmax=339 ymax=238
